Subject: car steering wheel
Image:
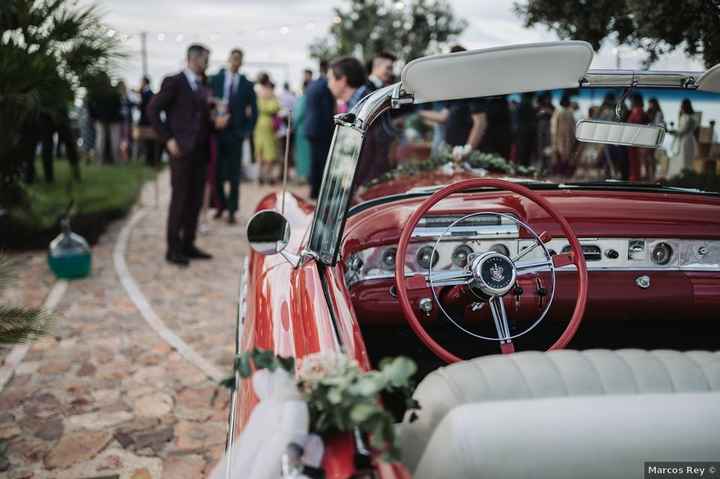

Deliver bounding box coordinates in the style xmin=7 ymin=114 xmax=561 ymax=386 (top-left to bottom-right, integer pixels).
xmin=394 ymin=178 xmax=589 ymax=363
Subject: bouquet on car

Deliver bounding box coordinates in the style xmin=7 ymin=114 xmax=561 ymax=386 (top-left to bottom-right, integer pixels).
xmin=213 ymin=348 xmax=418 ymax=479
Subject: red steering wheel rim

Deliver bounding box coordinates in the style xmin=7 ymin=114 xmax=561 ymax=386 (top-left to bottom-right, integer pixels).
xmin=394 ymin=178 xmax=589 ymax=363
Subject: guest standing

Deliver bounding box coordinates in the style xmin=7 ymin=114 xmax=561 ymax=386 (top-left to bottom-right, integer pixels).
xmin=550 ymin=94 xmax=576 ymax=176
xmin=88 ymin=72 xmax=123 ymax=164
xmin=209 ymin=48 xmax=257 ymax=223
xmin=536 ymin=91 xmax=555 ymax=171
xmin=138 ymin=76 xmax=159 ymax=166
xmin=148 ymin=44 xmax=227 ymax=266
xmin=515 ymin=92 xmax=537 ymax=166
xmin=328 ymin=57 xmax=368 ymax=111
xmin=668 ymin=98 xmax=698 ymax=178
xmin=304 ymin=60 xmax=335 ymax=199
xmin=254 ymin=73 xmax=281 ymax=184
xmin=365 ymin=51 xmax=396 ymax=93
xmin=626 ymin=93 xmax=648 ymax=181
xmin=293 ymin=89 xmax=312 ymax=182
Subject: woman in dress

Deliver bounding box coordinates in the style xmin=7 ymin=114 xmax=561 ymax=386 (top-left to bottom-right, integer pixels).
xmin=292 ymin=92 xmax=312 ymax=183
xmin=668 ymin=98 xmax=698 ymax=178
xmin=254 ymin=73 xmax=281 ymax=184
xmin=626 ymin=93 xmax=648 ymax=181
xmin=647 ymin=98 xmax=666 ymax=179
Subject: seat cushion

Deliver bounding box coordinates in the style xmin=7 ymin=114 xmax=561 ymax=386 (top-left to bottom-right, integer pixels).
xmin=399 ymin=349 xmax=720 ymax=472
xmin=414 ymin=391 xmax=720 ymax=479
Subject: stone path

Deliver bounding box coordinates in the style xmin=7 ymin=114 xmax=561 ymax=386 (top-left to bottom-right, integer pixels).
xmin=0 ymin=170 xmax=310 ymax=478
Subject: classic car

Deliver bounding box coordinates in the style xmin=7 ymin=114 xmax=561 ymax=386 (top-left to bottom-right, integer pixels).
xmin=223 ymin=42 xmax=720 ymax=478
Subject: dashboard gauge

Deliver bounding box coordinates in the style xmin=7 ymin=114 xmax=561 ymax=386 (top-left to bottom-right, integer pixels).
xmin=651 ymin=242 xmax=673 ymax=265
xmin=451 ymin=244 xmax=473 ymax=267
xmin=381 ymin=248 xmax=397 ymax=270
xmin=416 ymin=246 xmax=440 ymax=270
xmin=489 ymin=243 xmax=510 ymax=257
xmin=628 ymin=240 xmax=646 ymax=260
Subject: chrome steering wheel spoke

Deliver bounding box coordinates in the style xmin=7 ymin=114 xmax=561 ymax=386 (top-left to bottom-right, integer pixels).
xmin=426 ymin=269 xmax=473 ymax=287
xmin=489 ymin=295 xmax=515 ymax=354
xmin=514 ymin=258 xmax=554 ymax=275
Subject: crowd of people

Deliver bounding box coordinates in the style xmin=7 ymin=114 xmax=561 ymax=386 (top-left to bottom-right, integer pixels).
xmin=138 ymin=43 xmax=397 ymax=266
xmin=39 ymin=41 xmax=702 ymax=268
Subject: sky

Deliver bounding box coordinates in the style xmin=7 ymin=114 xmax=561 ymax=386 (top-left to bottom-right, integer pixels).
xmin=84 ymin=0 xmax=706 ymax=92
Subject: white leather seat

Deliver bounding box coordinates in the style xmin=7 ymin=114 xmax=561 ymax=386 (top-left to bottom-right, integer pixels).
xmin=399 ymin=349 xmax=720 ymax=473
xmin=414 ymin=391 xmax=720 ymax=479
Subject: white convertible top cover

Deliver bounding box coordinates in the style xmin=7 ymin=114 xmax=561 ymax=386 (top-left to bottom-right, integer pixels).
xmin=697 ymin=63 xmax=720 ymax=92
xmin=400 ymin=41 xmax=594 ymax=104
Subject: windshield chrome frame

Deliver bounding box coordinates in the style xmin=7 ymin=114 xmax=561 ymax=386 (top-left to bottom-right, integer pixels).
xmin=305 ymin=84 xmax=401 ymax=265
xmin=304 ymin=67 xmax=715 ymax=267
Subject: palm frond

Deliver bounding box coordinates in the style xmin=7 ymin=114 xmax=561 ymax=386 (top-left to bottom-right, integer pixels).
xmin=0 ymin=305 xmax=51 ymax=345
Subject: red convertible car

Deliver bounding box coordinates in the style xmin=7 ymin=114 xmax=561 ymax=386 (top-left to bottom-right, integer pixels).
xmin=225 ymin=42 xmax=720 ymax=478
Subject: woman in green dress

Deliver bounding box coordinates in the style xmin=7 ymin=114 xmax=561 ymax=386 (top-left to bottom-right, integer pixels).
xmin=293 ymin=94 xmax=312 ymax=182
xmin=254 ymin=73 xmax=281 ymax=184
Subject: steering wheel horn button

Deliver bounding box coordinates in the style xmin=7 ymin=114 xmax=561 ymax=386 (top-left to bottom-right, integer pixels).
xmin=472 ymin=252 xmax=517 ymax=296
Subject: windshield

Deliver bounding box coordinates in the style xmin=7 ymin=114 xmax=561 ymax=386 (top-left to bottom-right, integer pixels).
xmin=351 ymin=87 xmax=720 ymax=204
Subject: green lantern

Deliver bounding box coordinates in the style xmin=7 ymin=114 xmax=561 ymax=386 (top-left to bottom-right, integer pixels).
xmin=48 ymin=216 xmax=91 ymax=279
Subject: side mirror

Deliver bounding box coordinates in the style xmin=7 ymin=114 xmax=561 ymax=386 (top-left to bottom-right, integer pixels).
xmin=575 ymin=120 xmax=665 ymax=148
xmin=246 ymin=210 xmax=291 ymax=256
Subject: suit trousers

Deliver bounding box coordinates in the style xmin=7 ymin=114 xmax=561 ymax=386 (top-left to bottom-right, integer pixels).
xmin=215 ymin=137 xmax=243 ymax=213
xmin=309 ymin=138 xmax=331 ymax=199
xmin=167 ymin=145 xmax=209 ymax=254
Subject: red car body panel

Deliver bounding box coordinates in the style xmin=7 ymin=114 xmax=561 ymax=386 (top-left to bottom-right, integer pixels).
xmin=235 ymin=183 xmax=720 ymax=477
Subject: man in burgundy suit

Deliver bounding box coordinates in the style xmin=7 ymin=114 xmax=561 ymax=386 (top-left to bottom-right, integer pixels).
xmin=148 ymin=44 xmax=229 ymax=266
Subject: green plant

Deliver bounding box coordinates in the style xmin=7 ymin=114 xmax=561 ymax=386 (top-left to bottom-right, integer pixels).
xmin=227 ymin=348 xmax=419 ymax=462
xmin=0 ymin=255 xmax=50 ymax=345
xmin=0 ymin=0 xmax=122 ymax=207
xmin=364 ymin=145 xmax=538 ymax=187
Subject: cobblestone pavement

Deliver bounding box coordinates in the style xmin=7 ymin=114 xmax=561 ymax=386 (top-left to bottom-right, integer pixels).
xmin=0 ymin=170 xmax=309 ymax=478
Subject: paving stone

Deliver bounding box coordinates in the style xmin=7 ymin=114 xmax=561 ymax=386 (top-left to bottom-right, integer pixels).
xmin=162 ymin=453 xmax=206 ymax=479
xmin=174 ymin=421 xmax=226 ymax=452
xmin=45 ymin=430 xmax=113 ymax=469
xmin=23 ymin=392 xmax=63 ymax=418
xmin=67 ymin=411 xmax=134 ymax=431
xmin=133 ymin=392 xmax=173 ymax=418
xmin=77 ymin=361 xmax=98 ymax=377
xmin=0 ymin=422 xmax=21 ymax=440
xmin=19 ymin=415 xmax=64 ymax=441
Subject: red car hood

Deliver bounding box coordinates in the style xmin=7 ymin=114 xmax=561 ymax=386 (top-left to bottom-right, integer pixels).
xmin=342 ymin=188 xmax=720 ymax=256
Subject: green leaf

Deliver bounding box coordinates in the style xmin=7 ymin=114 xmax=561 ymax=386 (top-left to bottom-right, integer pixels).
xmin=277 ymin=355 xmax=295 ymax=373
xmin=381 ymin=357 xmax=417 ymax=387
xmin=219 ymin=375 xmax=235 ymax=389
xmin=237 ymin=354 xmax=252 ymax=378
xmin=252 ymin=349 xmax=276 ymax=371
xmin=350 ymin=403 xmax=376 ymax=423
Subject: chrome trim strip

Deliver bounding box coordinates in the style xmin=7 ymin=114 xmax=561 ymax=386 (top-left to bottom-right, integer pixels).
xmin=582 ymin=70 xmax=701 ymax=89
xmin=225 ymin=256 xmax=249 ymax=477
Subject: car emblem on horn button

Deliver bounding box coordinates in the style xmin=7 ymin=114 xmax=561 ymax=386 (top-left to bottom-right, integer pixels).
xmin=490 ymin=263 xmax=505 ymax=283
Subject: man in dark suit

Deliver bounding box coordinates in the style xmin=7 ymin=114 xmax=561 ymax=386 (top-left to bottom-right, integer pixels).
xmin=303 ymin=59 xmax=336 ymax=199
xmin=209 ymin=48 xmax=257 ymax=224
xmin=148 ymin=44 xmax=228 ymax=266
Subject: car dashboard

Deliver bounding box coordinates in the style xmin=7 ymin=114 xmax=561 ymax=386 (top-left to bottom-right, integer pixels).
xmin=344 ymin=214 xmax=720 ymax=287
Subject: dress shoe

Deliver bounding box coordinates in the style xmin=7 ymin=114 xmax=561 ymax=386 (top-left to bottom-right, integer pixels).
xmin=166 ymin=251 xmax=190 ymax=267
xmin=227 ymin=214 xmax=237 ymax=225
xmin=213 ymin=208 xmax=224 ymax=220
xmin=184 ymin=245 xmax=213 ymax=259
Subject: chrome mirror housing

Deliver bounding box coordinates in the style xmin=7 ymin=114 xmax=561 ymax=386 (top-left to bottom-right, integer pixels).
xmin=575 ymin=120 xmax=666 ymax=148
xmin=246 ymin=210 xmax=291 ymax=256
